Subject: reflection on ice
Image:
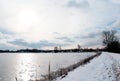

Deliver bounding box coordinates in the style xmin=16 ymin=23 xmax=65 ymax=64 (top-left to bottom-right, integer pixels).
xmin=0 ymin=52 xmax=95 ymax=81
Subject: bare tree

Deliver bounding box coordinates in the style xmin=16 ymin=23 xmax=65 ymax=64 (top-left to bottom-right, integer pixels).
xmin=77 ymin=44 xmax=81 ymax=49
xmin=102 ymin=30 xmax=118 ymax=45
xmin=102 ymin=30 xmax=120 ymax=52
xmin=54 ymin=46 xmax=58 ymax=50
xmin=54 ymin=46 xmax=58 ymax=53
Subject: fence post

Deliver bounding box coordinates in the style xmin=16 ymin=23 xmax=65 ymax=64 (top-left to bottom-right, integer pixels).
xmin=48 ymin=61 xmax=51 ymax=81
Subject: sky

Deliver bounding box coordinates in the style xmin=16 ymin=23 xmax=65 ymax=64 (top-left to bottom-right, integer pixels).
xmin=0 ymin=0 xmax=120 ymax=50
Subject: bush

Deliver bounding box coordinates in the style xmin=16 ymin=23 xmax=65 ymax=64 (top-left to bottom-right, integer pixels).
xmin=107 ymin=41 xmax=120 ymax=53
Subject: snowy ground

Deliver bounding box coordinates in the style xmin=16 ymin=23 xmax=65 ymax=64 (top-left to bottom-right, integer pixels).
xmin=56 ymin=52 xmax=120 ymax=81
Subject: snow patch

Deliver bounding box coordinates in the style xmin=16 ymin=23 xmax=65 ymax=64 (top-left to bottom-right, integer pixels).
xmin=56 ymin=52 xmax=120 ymax=81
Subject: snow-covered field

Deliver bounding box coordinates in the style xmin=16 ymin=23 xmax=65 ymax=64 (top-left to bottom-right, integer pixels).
xmin=56 ymin=52 xmax=120 ymax=81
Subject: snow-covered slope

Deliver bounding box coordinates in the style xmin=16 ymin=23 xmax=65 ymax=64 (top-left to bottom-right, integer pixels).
xmin=56 ymin=52 xmax=120 ymax=81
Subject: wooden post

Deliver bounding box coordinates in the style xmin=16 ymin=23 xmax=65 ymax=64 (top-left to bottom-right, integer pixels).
xmin=15 ymin=77 xmax=17 ymax=81
xmin=48 ymin=62 xmax=51 ymax=81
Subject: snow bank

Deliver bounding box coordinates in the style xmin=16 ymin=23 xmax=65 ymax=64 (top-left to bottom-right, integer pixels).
xmin=56 ymin=52 xmax=120 ymax=81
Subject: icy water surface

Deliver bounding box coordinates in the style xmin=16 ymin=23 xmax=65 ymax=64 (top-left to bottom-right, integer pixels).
xmin=0 ymin=53 xmax=95 ymax=81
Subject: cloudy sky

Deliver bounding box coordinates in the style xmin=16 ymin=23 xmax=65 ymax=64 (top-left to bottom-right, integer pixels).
xmin=0 ymin=0 xmax=120 ymax=50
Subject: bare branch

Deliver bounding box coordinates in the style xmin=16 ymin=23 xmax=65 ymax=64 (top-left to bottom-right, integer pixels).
xmin=102 ymin=30 xmax=118 ymax=45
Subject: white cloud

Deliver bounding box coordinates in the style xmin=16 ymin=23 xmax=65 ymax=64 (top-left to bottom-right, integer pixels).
xmin=0 ymin=0 xmax=120 ymax=49
xmin=110 ymin=0 xmax=120 ymax=4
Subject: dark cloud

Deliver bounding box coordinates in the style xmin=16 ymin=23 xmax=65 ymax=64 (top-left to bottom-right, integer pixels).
xmin=99 ymin=19 xmax=120 ymax=32
xmin=0 ymin=27 xmax=14 ymax=35
xmin=67 ymin=0 xmax=89 ymax=9
xmin=72 ymin=32 xmax=103 ymax=47
xmin=83 ymin=40 xmax=102 ymax=47
xmin=74 ymin=32 xmax=100 ymax=40
xmin=8 ymin=39 xmax=58 ymax=49
xmin=0 ymin=43 xmax=17 ymax=50
xmin=106 ymin=20 xmax=116 ymax=26
xmin=55 ymin=36 xmax=74 ymax=43
xmin=82 ymin=33 xmax=100 ymax=39
xmin=111 ymin=19 xmax=120 ymax=28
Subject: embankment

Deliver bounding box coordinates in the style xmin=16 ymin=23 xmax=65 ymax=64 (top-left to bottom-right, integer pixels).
xmin=29 ymin=52 xmax=102 ymax=81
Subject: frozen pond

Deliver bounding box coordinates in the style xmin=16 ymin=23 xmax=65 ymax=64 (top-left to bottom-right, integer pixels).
xmin=0 ymin=52 xmax=95 ymax=81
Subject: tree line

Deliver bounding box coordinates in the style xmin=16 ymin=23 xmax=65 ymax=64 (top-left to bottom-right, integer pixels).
xmin=0 ymin=47 xmax=99 ymax=53
xmin=0 ymin=30 xmax=119 ymax=53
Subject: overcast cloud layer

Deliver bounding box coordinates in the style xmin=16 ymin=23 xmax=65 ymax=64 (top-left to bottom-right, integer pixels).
xmin=0 ymin=0 xmax=120 ymax=50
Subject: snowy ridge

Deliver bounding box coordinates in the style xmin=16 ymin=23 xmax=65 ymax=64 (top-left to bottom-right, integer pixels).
xmin=56 ymin=52 xmax=120 ymax=81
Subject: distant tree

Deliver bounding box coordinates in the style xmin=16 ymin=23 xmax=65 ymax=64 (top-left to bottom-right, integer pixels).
xmin=102 ymin=30 xmax=120 ymax=53
xmin=102 ymin=30 xmax=118 ymax=45
xmin=54 ymin=46 xmax=58 ymax=53
xmin=77 ymin=44 xmax=81 ymax=52
xmin=77 ymin=44 xmax=81 ymax=49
